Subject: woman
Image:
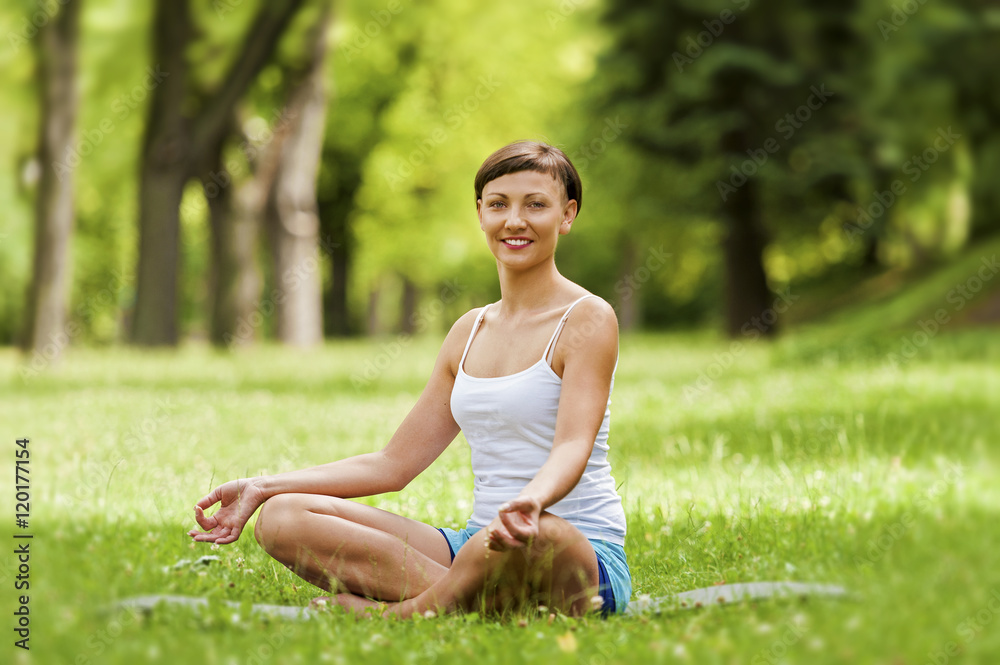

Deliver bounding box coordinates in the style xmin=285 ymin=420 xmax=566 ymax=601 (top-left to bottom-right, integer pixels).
xmin=189 ymin=141 xmax=630 ymax=617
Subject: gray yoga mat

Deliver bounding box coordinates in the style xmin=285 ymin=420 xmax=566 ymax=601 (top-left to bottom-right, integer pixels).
xmin=117 ymin=581 xmax=848 ymax=619
xmin=623 ymin=581 xmax=849 ymax=615
xmin=118 ymin=594 xmax=313 ymax=620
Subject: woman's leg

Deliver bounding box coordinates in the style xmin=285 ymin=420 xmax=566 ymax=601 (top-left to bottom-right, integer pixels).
xmin=383 ymin=512 xmax=600 ymax=618
xmin=253 ymin=493 xmax=452 ymax=602
xmin=254 ymin=495 xmax=600 ymax=617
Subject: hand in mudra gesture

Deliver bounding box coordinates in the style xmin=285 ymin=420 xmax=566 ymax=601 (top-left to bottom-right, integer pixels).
xmin=187 ymin=479 xmax=266 ymax=545
xmin=485 ymin=496 xmax=542 ymax=552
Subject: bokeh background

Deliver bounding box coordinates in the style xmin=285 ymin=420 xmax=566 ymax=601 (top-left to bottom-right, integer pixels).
xmin=3 ymin=0 xmax=998 ymax=353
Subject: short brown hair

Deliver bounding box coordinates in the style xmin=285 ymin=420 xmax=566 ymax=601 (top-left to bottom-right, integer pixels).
xmin=474 ymin=141 xmax=582 ymax=213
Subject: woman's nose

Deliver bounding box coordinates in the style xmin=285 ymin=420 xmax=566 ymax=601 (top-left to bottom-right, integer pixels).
xmin=504 ymin=206 xmax=526 ymax=229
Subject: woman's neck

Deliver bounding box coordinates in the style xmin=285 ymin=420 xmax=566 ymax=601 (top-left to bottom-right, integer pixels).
xmin=494 ymin=259 xmax=570 ymax=318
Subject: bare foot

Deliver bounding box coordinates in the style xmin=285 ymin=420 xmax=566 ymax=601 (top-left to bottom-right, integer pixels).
xmin=311 ymin=593 xmax=384 ymax=618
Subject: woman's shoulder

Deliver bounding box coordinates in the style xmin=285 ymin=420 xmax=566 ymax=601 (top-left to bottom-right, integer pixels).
xmin=440 ymin=305 xmax=489 ymax=350
xmin=565 ymin=293 xmax=618 ymax=328
xmin=434 ymin=307 xmax=490 ymax=376
xmin=551 ymin=293 xmax=618 ymax=373
xmin=449 ymin=306 xmax=487 ymax=334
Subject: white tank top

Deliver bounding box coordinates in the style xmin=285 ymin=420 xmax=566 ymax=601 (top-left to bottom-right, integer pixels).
xmin=450 ymin=295 xmax=627 ymax=546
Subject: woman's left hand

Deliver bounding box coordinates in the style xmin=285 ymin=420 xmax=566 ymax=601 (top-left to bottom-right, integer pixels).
xmin=485 ymin=496 xmax=542 ymax=551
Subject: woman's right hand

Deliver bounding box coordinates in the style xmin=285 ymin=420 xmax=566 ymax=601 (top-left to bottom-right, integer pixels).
xmin=187 ymin=479 xmax=268 ymax=545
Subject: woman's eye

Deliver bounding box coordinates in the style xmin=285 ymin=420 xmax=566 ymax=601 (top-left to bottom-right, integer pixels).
xmin=489 ymin=201 xmax=505 ymax=208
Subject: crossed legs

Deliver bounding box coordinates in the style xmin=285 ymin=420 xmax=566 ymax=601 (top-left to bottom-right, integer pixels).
xmin=252 ymin=493 xmax=600 ymax=617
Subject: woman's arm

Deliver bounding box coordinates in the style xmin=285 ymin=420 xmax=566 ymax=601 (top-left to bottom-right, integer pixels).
xmin=256 ymin=321 xmax=468 ymax=499
xmin=487 ymin=297 xmax=619 ymax=550
xmin=190 ymin=309 xmax=480 ymax=544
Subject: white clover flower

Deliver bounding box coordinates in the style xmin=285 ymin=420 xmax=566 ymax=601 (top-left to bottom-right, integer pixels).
xmin=632 ymin=593 xmax=654 ymax=613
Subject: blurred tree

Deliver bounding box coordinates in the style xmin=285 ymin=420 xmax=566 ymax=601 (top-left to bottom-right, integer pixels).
xmin=198 ymin=116 xmax=269 ymax=348
xmin=594 ymin=0 xmax=870 ymax=336
xmin=836 ymin=1 xmax=978 ymax=269
xmin=317 ymin=2 xmax=424 ymax=337
xmin=130 ymin=0 xmax=306 ymax=346
xmin=263 ymin=5 xmax=331 ymax=347
xmin=196 ymin=3 xmax=332 ymax=347
xmin=22 ymin=0 xmax=82 ymax=357
xmin=8 ymin=0 xmax=994 ymax=347
xmin=935 ymin=1 xmax=1000 ymax=241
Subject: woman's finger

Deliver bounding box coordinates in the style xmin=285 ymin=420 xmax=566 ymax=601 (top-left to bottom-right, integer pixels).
xmin=217 ymin=532 xmax=239 ymax=545
xmin=498 ymin=509 xmax=536 ymax=542
xmin=485 ymin=523 xmax=511 ymax=550
xmin=485 ymin=527 xmax=500 ymax=549
xmin=190 ymin=531 xmax=217 ymax=542
xmin=193 ymin=505 xmax=217 ymax=530
xmin=491 ymin=521 xmax=524 ymax=550
xmin=195 ymin=488 xmax=220 ymax=511
xmin=191 ymin=524 xmax=236 ymax=544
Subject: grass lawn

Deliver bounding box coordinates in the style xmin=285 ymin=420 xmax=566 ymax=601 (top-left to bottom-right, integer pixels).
xmin=2 ymin=321 xmax=998 ymax=664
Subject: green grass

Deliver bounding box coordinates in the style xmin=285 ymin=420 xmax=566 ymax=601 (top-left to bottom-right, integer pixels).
xmin=2 ymin=324 xmax=999 ymax=664
xmin=779 ymin=235 xmax=1000 ymax=364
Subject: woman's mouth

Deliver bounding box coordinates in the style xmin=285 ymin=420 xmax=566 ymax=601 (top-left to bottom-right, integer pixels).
xmin=501 ymin=238 xmax=532 ymax=249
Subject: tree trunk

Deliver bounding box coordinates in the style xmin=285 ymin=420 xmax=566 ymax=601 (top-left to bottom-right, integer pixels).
xmin=319 ymin=181 xmax=354 ymax=337
xmin=133 ymin=167 xmax=189 ymax=345
xmin=22 ymin=0 xmax=82 ymax=358
xmin=616 ymin=238 xmax=640 ymax=331
xmin=399 ymin=276 xmax=419 ymax=334
xmin=860 ymin=167 xmax=892 ymax=270
xmin=130 ymin=0 xmax=193 ymax=346
xmin=264 ymin=11 xmax=330 ymax=347
xmin=367 ymin=285 xmax=382 ymax=336
xmin=325 ymin=226 xmax=352 ymax=336
xmin=130 ymin=0 xmax=307 ymax=346
xmin=719 ymin=144 xmax=773 ymax=338
xmin=201 ymin=129 xmax=264 ymax=347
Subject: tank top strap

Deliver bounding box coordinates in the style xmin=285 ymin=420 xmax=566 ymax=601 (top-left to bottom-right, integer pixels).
xmin=459 ymin=303 xmax=493 ymax=370
xmin=543 ymin=295 xmax=598 ymax=366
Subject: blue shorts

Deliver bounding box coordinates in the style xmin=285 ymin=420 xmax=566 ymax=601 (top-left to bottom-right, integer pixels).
xmin=436 ymin=526 xmax=631 ymax=615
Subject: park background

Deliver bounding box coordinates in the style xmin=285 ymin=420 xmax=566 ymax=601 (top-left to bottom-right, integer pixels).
xmin=1 ymin=0 xmax=999 ymax=663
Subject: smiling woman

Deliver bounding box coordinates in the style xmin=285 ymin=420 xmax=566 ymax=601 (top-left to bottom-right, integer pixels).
xmin=473 ymin=143 xmax=581 ymax=290
xmin=189 ymin=141 xmax=630 ymax=618
xmin=477 ymin=169 xmax=575 ymax=266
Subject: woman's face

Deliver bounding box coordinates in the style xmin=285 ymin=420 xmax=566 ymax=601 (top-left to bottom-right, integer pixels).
xmin=477 ymin=170 xmax=577 ymax=268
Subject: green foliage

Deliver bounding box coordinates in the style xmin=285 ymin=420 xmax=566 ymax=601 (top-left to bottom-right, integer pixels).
xmin=587 ymin=0 xmax=998 ymax=321
xmin=345 ymin=0 xmax=608 ymax=322
xmin=2 ymin=0 xmax=999 ymax=343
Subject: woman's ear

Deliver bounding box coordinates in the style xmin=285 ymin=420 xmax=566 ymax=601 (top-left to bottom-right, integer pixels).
xmin=559 ymin=199 xmax=578 ymax=235
xmin=477 ymin=198 xmax=484 ymax=230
